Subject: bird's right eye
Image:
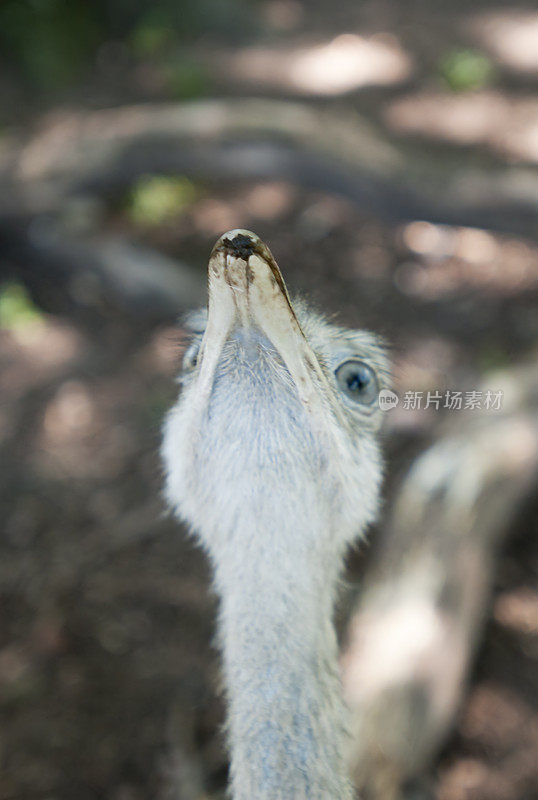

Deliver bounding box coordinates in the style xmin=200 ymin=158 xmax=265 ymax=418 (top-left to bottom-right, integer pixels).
xmin=183 ymin=342 xmax=200 ymax=371
xmin=335 ymin=359 xmax=379 ymax=405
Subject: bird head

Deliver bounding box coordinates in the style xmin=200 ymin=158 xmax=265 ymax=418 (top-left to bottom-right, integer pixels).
xmin=163 ymin=230 xmax=389 ymax=547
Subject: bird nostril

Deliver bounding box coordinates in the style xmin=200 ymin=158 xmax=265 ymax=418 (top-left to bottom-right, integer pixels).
xmin=223 ymin=233 xmax=256 ymax=260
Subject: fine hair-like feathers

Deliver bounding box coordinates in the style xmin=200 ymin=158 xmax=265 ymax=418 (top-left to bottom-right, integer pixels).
xmin=162 ymin=234 xmax=388 ymax=799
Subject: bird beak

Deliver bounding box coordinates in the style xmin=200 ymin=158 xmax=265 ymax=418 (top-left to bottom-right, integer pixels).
xmin=196 ymin=229 xmax=335 ymax=421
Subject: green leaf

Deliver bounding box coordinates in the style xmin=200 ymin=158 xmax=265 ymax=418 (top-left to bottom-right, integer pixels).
xmin=0 ymin=282 xmax=44 ymax=330
xmin=440 ymin=49 xmax=494 ymax=92
xmin=126 ymin=175 xmax=199 ymax=226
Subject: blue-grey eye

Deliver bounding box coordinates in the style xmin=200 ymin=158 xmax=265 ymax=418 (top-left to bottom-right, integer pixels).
xmin=183 ymin=342 xmax=200 ymax=371
xmin=335 ymin=360 xmax=378 ymax=405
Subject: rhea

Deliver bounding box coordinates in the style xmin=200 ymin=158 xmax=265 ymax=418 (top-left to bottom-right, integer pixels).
xmin=162 ymin=230 xmax=388 ymax=799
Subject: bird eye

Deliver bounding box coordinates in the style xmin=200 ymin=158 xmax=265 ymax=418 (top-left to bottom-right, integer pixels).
xmin=183 ymin=342 xmax=200 ymax=371
xmin=335 ymin=360 xmax=379 ymax=405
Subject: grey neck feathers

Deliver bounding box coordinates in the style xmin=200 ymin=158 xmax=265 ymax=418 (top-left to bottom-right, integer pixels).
xmin=211 ymin=503 xmax=354 ymax=800
xmin=162 ymin=302 xmax=387 ymax=799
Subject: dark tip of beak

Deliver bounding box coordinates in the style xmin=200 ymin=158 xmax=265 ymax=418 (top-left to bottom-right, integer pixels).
xmin=222 ymin=233 xmax=256 ymax=260
xmin=210 ymin=229 xmax=298 ymax=320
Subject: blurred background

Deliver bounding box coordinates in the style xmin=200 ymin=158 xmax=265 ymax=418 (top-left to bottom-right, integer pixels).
xmin=0 ymin=2 xmax=537 ymax=799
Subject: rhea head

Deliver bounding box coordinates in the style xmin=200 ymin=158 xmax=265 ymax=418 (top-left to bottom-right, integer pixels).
xmin=163 ymin=229 xmax=389 ymax=552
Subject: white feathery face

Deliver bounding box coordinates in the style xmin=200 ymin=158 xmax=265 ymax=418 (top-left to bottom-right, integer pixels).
xmin=162 ymin=230 xmax=389 ymax=555
xmin=162 ymin=230 xmax=390 ymax=799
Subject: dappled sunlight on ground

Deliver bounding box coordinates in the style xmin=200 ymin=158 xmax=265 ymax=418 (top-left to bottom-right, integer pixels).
xmin=392 ymin=337 xmax=458 ymax=393
xmin=143 ymin=325 xmax=184 ymax=377
xmin=217 ymin=32 xmax=412 ymax=95
xmin=0 ymin=320 xmax=81 ymax=379
xmin=0 ymin=320 xmax=84 ymax=447
xmin=385 ymin=91 xmax=538 ymax=162
xmin=439 ymin=757 xmax=514 ymax=800
xmin=394 ymin=222 xmax=538 ymax=299
xmin=43 ymin=380 xmax=96 ymax=444
xmin=191 ymin=182 xmax=296 ymax=235
xmin=493 ymin=588 xmax=538 ymax=636
xmin=439 ymin=684 xmax=538 ymax=800
xmin=467 ymin=10 xmax=538 ymax=76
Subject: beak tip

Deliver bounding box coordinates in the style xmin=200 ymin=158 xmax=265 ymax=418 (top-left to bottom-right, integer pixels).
xmin=213 ymin=229 xmax=262 ymax=261
xmin=217 ymin=228 xmax=260 ymax=243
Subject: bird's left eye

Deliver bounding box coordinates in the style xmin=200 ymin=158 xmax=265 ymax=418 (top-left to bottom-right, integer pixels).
xmin=335 ymin=360 xmax=378 ymax=405
xmin=183 ymin=342 xmax=200 ymax=371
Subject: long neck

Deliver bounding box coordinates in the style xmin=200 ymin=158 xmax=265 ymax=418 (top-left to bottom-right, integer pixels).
xmin=211 ymin=510 xmax=354 ymax=800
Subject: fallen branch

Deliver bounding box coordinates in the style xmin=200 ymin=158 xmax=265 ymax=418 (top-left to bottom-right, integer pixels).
xmin=2 ymin=99 xmax=537 ymax=239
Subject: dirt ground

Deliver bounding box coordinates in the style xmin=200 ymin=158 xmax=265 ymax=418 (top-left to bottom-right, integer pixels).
xmin=1 ymin=1 xmax=538 ymax=799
